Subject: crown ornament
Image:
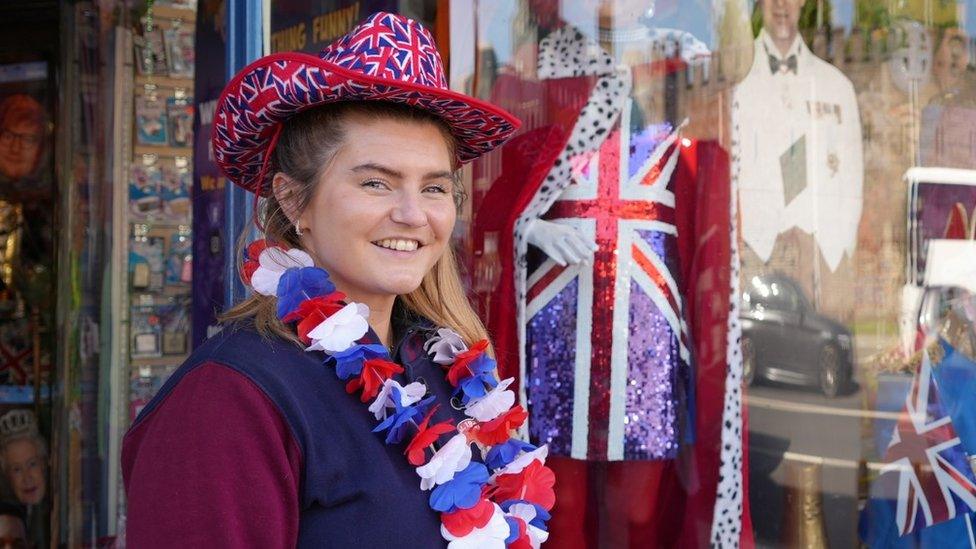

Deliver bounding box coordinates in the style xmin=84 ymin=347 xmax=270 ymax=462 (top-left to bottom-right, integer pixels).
xmin=0 ymin=409 xmax=38 ymax=441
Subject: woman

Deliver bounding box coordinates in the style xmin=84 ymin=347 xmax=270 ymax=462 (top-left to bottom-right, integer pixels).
xmin=0 ymin=410 xmax=46 ymax=549
xmin=122 ymin=12 xmax=554 ymax=548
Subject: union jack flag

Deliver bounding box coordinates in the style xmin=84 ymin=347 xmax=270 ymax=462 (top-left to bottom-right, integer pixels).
xmin=879 ymin=347 xmax=976 ymax=536
xmin=524 ymin=102 xmax=692 ymax=461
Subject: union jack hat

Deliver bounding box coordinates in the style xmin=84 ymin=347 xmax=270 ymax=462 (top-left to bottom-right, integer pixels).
xmin=212 ymin=11 xmax=520 ymax=196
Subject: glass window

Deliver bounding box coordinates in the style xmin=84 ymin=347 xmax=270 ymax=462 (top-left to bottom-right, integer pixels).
xmin=454 ymin=0 xmax=976 ymax=546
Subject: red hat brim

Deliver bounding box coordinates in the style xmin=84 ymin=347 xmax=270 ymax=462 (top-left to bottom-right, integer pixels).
xmin=212 ymin=51 xmax=521 ymax=196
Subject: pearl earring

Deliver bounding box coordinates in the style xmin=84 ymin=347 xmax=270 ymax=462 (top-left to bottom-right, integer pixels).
xmin=295 ymin=220 xmax=304 ymax=237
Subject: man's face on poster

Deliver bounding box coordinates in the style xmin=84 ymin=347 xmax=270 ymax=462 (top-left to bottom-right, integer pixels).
xmin=762 ymin=0 xmax=802 ymax=44
xmin=0 ymin=118 xmax=42 ymax=181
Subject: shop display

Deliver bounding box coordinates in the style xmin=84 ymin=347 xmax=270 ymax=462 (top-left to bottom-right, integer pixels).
xmin=129 ymin=159 xmax=164 ymax=220
xmin=164 ymin=225 xmax=192 ymax=286
xmin=117 ymin=3 xmax=196 ymax=440
xmin=133 ymin=28 xmax=168 ymax=76
xmin=164 ymin=27 xmax=194 ymax=79
xmin=463 ymin=1 xmax=751 ymax=546
xmin=162 ymin=158 xmax=191 ymax=220
xmin=134 ymin=95 xmax=168 ymax=146
xmin=166 ymin=94 xmax=193 ymax=147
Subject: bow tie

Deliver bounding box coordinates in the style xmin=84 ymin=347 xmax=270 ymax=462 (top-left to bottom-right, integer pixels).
xmin=768 ymin=54 xmax=798 ymax=75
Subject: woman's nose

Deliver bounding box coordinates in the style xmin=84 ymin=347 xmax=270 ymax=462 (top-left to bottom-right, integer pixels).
xmin=390 ymin=191 xmax=427 ymax=227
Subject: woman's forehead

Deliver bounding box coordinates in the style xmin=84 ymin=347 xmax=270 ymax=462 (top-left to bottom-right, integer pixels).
xmin=333 ymin=119 xmax=453 ymax=173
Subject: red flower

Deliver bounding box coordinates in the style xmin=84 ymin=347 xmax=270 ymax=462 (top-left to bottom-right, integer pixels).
xmin=346 ymin=358 xmax=404 ymax=403
xmin=281 ymin=291 xmax=347 ymax=344
xmin=446 ymin=339 xmax=489 ymax=387
xmin=471 ymin=405 xmax=527 ymax=446
xmin=240 ymin=240 xmax=271 ymax=285
xmin=405 ymin=406 xmax=455 ymax=466
xmin=491 ymin=460 xmax=556 ymax=511
xmin=440 ymin=498 xmax=494 ymax=537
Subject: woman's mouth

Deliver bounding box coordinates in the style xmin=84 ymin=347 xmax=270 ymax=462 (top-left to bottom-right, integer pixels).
xmin=372 ymin=238 xmax=422 ymax=252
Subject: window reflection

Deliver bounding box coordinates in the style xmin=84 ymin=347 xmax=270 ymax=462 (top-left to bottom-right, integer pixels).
xmin=456 ymin=0 xmax=976 ymax=546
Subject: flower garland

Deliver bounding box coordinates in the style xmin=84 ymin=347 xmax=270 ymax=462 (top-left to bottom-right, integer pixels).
xmin=243 ymin=240 xmax=555 ymax=548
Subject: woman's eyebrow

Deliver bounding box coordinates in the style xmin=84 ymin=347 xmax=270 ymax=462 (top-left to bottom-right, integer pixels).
xmin=351 ymin=162 xmax=452 ymax=181
xmin=351 ymin=162 xmax=402 ymax=178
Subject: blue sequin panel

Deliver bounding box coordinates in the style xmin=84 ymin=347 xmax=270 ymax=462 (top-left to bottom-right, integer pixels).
xmin=526 ymin=278 xmax=579 ymax=457
xmin=625 ymin=279 xmax=680 ymax=460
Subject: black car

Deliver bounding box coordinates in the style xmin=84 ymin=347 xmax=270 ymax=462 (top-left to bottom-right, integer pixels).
xmin=740 ymin=274 xmax=854 ymax=397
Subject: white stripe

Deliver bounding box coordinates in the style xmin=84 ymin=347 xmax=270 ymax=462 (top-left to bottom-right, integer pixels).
xmin=526 ymin=264 xmax=580 ymax=321
xmin=618 ymin=99 xmax=631 ymax=198
xmin=966 ymin=513 xmax=976 ymax=548
xmin=630 ymin=228 xmax=688 ymax=362
xmin=607 ymin=224 xmax=633 ymax=460
xmin=630 ymin=121 xmax=682 ymax=188
xmin=631 ymin=232 xmax=684 ymax=316
xmin=526 ymin=257 xmax=557 ymax=289
xmin=571 ymin=219 xmax=596 ymax=459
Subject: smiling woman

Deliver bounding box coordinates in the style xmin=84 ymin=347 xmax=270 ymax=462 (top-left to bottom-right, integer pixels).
xmin=221 ymin=101 xmax=485 ymax=351
xmin=121 ymin=11 xmax=555 ymax=549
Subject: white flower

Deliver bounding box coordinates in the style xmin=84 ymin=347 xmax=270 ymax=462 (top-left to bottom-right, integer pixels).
xmin=424 ymin=328 xmax=468 ymax=365
xmin=441 ymin=503 xmax=509 ymax=548
xmin=368 ymin=379 xmax=427 ymax=420
xmin=491 ymin=444 xmax=549 ymax=480
xmin=506 ymin=503 xmax=550 ymax=549
xmin=306 ymin=303 xmax=370 ymax=353
xmin=464 ymin=378 xmax=516 ymax=422
xmin=250 ymin=247 xmax=314 ymax=296
xmin=417 ymin=433 xmax=472 ymax=491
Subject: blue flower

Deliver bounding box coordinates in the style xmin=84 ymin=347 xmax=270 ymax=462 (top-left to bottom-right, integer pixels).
xmin=500 ymin=499 xmax=551 ymax=530
xmin=275 ymin=267 xmax=335 ymax=319
xmin=469 ymin=353 xmax=498 ymax=377
xmin=455 ymin=372 xmax=499 ymax=405
xmin=372 ymin=387 xmax=435 ymax=445
xmin=504 ymin=516 xmax=522 ymax=544
xmin=330 ymin=344 xmax=388 ymax=380
xmin=485 ymin=440 xmax=537 ymax=471
xmin=429 ymin=462 xmax=489 ymax=513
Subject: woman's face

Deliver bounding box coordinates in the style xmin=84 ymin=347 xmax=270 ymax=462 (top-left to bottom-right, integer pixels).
xmin=295 ymin=115 xmax=456 ymax=305
xmin=3 ymin=439 xmax=45 ymax=505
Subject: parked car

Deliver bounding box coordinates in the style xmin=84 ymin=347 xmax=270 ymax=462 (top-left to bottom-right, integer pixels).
xmin=740 ymin=274 xmax=854 ymax=397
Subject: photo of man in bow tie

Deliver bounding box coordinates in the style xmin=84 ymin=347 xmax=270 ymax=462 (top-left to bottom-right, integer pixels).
xmin=734 ymin=0 xmax=863 ymax=319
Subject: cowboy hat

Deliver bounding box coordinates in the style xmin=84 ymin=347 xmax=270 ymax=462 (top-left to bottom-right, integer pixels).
xmin=212 ymin=11 xmax=520 ymax=196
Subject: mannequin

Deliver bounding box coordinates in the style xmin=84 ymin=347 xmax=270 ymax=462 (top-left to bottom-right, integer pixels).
xmin=470 ymin=1 xmax=752 ymax=545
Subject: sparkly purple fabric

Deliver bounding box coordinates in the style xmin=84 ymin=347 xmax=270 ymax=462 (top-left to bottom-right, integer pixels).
xmin=526 ymin=278 xmax=579 ymax=457
xmin=629 ymin=122 xmax=673 ymax=178
xmin=625 ymin=278 xmax=679 ymax=460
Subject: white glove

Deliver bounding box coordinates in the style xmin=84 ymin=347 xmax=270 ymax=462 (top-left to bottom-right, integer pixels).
xmin=524 ymin=218 xmax=598 ymax=266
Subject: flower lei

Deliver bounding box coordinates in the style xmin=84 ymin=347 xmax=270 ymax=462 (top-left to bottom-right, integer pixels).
xmin=243 ymin=240 xmax=555 ymax=548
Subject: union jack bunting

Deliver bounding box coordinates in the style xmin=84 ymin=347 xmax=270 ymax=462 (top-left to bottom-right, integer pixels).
xmin=879 ymin=347 xmax=976 ymax=537
xmin=212 ymin=11 xmax=519 ymax=195
xmin=524 ymin=101 xmax=693 ymax=461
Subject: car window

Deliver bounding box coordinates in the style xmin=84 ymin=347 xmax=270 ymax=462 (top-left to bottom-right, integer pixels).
xmin=746 ymin=279 xmax=803 ymax=312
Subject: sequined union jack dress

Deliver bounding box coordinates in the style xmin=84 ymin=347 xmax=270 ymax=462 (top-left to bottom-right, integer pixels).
xmin=515 ymin=26 xmax=695 ymax=462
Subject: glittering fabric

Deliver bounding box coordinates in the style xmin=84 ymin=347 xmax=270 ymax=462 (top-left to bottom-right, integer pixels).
xmin=525 ymin=106 xmax=691 ymax=461
xmin=526 ymin=278 xmax=579 ymax=457
xmin=625 ymin=278 xmax=679 ymax=460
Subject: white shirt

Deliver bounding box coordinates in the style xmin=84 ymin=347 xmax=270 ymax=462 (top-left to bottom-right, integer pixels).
xmin=734 ymin=30 xmax=863 ymax=272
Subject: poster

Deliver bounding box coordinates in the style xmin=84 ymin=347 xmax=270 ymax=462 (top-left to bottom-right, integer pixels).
xmin=270 ymin=0 xmax=398 ymax=54
xmin=191 ymin=0 xmax=229 ymax=348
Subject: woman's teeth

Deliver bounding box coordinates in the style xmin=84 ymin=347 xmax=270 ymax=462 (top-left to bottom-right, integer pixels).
xmin=375 ymin=238 xmax=420 ymax=252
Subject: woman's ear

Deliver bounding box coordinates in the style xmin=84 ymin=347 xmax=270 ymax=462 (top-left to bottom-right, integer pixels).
xmin=272 ymin=172 xmax=303 ymax=225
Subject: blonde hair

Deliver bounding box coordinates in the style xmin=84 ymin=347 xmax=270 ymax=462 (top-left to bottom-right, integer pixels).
xmin=221 ymin=101 xmax=490 ymax=348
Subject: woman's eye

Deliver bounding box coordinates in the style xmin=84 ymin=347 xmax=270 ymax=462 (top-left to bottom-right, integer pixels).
xmin=424 ymin=184 xmax=448 ymax=194
xmin=362 ymin=179 xmax=388 ymax=189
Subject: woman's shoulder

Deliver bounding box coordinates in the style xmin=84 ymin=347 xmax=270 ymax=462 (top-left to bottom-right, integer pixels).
xmin=132 ymin=323 xmax=321 ymax=426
